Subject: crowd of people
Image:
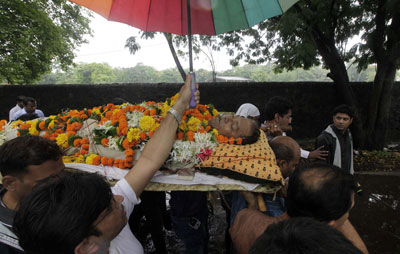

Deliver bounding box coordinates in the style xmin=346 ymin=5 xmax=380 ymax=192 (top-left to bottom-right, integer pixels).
xmin=0 ymin=78 xmax=367 ymax=254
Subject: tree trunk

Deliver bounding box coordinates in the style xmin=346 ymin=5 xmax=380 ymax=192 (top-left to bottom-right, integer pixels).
xmin=163 ymin=33 xmax=186 ymax=82
xmin=365 ymin=63 xmax=397 ymax=149
xmin=364 ymin=0 xmax=400 ymax=149
xmin=309 ymin=29 xmax=365 ymax=148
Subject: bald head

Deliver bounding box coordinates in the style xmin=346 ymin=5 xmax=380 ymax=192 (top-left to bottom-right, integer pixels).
xmin=270 ymin=136 xmax=301 ymax=178
xmin=286 ymin=163 xmax=357 ymax=222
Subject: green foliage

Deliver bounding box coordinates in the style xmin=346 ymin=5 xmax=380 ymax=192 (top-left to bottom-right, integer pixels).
xmin=217 ymin=0 xmax=364 ymax=72
xmin=36 ymin=63 xmax=378 ymax=84
xmin=354 ymin=150 xmax=400 ymax=172
xmin=0 ymin=0 xmax=91 ymax=84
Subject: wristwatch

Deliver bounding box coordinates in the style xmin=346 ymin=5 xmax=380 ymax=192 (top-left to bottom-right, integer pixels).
xmin=168 ymin=107 xmax=182 ymax=124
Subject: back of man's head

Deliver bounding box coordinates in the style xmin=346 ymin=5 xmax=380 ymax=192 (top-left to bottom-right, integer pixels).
xmin=0 ymin=135 xmax=63 ymax=177
xmin=13 ymin=171 xmax=113 ymax=254
xmin=332 ymin=104 xmax=354 ymax=118
xmin=23 ymin=97 xmax=36 ymax=106
xmin=250 ymin=217 xmax=362 ymax=254
xmin=263 ymin=96 xmax=293 ymax=121
xmin=16 ymin=95 xmax=26 ymax=103
xmin=286 ymin=163 xmax=356 ymax=222
xmin=269 ymin=136 xmax=300 ymax=178
xmin=269 ymin=136 xmax=299 ymax=162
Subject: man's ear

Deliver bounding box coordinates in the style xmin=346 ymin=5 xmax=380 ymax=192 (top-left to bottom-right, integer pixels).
xmin=277 ymin=159 xmax=288 ymax=177
xmin=75 ymin=238 xmax=99 ymax=254
xmin=274 ymin=113 xmax=280 ymax=121
xmin=2 ymin=175 xmax=19 ymax=191
xmin=349 ymin=118 xmax=353 ymax=125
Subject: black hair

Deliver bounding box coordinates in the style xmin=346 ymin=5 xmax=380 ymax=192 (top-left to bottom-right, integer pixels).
xmin=286 ymin=163 xmax=357 ymax=222
xmin=16 ymin=113 xmax=39 ymax=121
xmin=0 ymin=135 xmax=63 ymax=177
xmin=23 ymin=97 xmax=36 ymax=106
xmin=16 ymin=95 xmax=26 ymax=102
xmin=111 ymin=97 xmax=128 ymax=105
xmin=250 ymin=217 xmax=362 ymax=254
xmin=263 ymin=96 xmax=293 ymax=121
xmin=13 ymin=171 xmax=114 ymax=254
xmin=269 ymin=140 xmax=294 ymax=163
xmin=332 ymin=104 xmax=354 ymax=118
xmin=241 ymin=120 xmax=260 ymax=145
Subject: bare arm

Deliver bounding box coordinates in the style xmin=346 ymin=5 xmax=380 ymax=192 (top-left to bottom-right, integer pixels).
xmin=337 ymin=219 xmax=368 ymax=254
xmin=124 ymin=75 xmax=199 ymax=197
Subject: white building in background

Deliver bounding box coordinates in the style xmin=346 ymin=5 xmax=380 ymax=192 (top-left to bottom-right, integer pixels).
xmin=215 ymin=76 xmax=252 ymax=82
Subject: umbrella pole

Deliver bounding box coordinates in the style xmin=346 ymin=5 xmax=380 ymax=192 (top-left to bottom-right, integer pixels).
xmin=187 ymin=0 xmax=193 ymax=72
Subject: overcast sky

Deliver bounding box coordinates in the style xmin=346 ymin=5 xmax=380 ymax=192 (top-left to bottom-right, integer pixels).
xmin=73 ymin=13 xmax=233 ymax=72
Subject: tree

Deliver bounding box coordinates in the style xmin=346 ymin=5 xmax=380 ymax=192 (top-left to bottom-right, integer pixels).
xmin=0 ymin=0 xmax=91 ymax=84
xmin=114 ymin=63 xmax=160 ymax=83
xmin=125 ymin=32 xmax=222 ymax=82
xmin=218 ymin=0 xmax=400 ymax=149
xmin=74 ymin=63 xmax=115 ymax=84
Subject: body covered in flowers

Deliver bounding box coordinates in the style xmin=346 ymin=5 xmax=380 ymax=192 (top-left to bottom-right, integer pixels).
xmin=0 ymin=94 xmax=245 ymax=171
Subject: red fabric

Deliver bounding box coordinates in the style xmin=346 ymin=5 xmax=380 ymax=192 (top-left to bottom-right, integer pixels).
xmin=108 ymin=0 xmax=215 ymax=35
xmin=109 ymin=0 xmax=151 ymax=31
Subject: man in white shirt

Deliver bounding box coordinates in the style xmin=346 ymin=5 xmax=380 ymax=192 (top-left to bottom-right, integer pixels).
xmin=261 ymin=96 xmax=328 ymax=160
xmin=11 ymin=97 xmax=44 ymax=121
xmin=8 ymin=96 xmax=25 ymax=121
xmin=13 ymin=75 xmax=199 ymax=254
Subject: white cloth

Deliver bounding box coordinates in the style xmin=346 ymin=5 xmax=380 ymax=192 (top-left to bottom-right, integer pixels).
xmin=235 ymin=103 xmax=260 ymax=118
xmin=65 ymin=163 xmax=261 ymax=191
xmin=12 ymin=108 xmax=44 ymax=121
xmin=110 ymin=178 xmax=143 ymax=254
xmin=324 ymin=125 xmax=354 ymax=174
xmin=300 ymin=149 xmax=310 ymax=159
xmin=9 ymin=104 xmax=22 ymax=121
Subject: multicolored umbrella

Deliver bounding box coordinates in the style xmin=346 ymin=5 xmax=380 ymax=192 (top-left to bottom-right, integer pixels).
xmin=70 ymin=0 xmax=299 ymax=70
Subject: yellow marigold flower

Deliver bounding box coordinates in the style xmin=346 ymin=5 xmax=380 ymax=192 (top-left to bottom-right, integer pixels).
xmin=212 ymin=109 xmax=219 ymax=116
xmin=28 ymin=121 xmax=39 ymax=135
xmin=49 ymin=115 xmax=57 ymax=120
xmin=160 ymin=102 xmax=170 ymax=117
xmin=48 ymin=120 xmax=55 ymax=129
xmin=92 ymin=108 xmax=101 ymax=115
xmin=62 ymin=156 xmax=73 ymax=163
xmin=212 ymin=129 xmax=219 ymax=136
xmin=56 ymin=133 xmax=69 ymax=149
xmin=127 ymin=128 xmax=141 ymax=142
xmin=179 ymin=121 xmax=187 ymax=131
xmin=85 ymin=154 xmax=98 ymax=165
xmin=202 ymin=120 xmax=208 ymax=126
xmin=112 ymin=109 xmax=121 ymax=115
xmin=187 ymin=117 xmax=202 ymax=132
xmin=140 ymin=116 xmax=157 ymax=132
xmin=170 ymin=93 xmax=179 ymax=106
xmin=75 ymin=155 xmax=84 ymax=163
xmin=204 ymin=111 xmax=210 ymax=115
xmin=11 ymin=120 xmax=23 ymax=128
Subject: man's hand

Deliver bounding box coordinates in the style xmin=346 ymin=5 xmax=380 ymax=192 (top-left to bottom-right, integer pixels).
xmin=261 ymin=120 xmax=283 ymax=137
xmin=174 ymin=74 xmax=200 ymax=112
xmin=309 ymin=146 xmax=328 ymax=160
